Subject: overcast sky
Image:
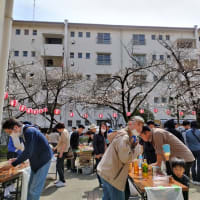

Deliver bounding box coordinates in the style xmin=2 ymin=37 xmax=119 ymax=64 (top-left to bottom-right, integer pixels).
xmin=13 ymin=0 xmax=200 ymax=27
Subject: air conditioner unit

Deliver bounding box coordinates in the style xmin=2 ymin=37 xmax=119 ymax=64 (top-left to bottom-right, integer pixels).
xmin=71 ymin=40 xmax=75 ymax=44
xmin=71 ymin=61 xmax=75 ymax=66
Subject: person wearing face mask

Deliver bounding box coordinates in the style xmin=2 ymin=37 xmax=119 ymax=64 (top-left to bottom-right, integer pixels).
xmin=97 ymin=116 xmax=144 ymax=200
xmin=2 ymin=118 xmax=53 ymax=200
xmin=93 ymin=122 xmax=107 ymax=187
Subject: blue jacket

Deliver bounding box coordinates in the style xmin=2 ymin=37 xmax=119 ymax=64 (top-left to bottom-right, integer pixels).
xmin=186 ymin=128 xmax=200 ymax=152
xmin=12 ymin=125 xmax=53 ymax=172
xmin=8 ymin=137 xmax=22 ymax=155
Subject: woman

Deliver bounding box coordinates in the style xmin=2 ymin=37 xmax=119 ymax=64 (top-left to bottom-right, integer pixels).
xmin=54 ymin=123 xmax=70 ymax=187
xmin=93 ymin=122 xmax=107 ymax=187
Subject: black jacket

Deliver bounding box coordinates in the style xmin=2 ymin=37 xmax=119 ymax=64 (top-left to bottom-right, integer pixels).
xmin=70 ymin=131 xmax=79 ymax=150
xmin=93 ymin=133 xmax=105 ymax=155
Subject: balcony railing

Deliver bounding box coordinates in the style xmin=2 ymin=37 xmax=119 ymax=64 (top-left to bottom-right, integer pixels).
xmin=96 ymin=60 xmax=112 ymax=65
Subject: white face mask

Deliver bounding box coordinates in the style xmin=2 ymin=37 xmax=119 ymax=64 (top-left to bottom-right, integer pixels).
xmin=101 ymin=129 xmax=106 ymax=133
xmin=131 ymin=129 xmax=140 ymax=136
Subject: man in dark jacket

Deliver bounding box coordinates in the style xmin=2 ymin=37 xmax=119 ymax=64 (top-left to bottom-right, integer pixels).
xmin=2 ymin=118 xmax=52 ymax=200
xmin=164 ymin=119 xmax=185 ymax=144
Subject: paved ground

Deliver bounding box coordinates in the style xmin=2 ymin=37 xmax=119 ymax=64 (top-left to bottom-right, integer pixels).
xmin=41 ymin=170 xmax=200 ymax=200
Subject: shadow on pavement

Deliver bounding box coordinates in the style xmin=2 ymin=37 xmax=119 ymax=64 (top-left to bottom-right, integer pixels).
xmin=82 ymin=187 xmax=103 ymax=200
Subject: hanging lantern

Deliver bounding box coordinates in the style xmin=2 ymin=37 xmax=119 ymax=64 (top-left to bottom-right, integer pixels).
xmin=10 ymin=100 xmax=18 ymax=107
xmin=54 ymin=109 xmax=61 ymax=115
xmin=43 ymin=107 xmax=48 ymax=113
xmin=39 ymin=109 xmax=43 ymax=114
xmin=179 ymin=111 xmax=184 ymax=116
xmin=126 ymin=112 xmax=131 ymax=116
xmin=26 ymin=108 xmax=33 ymax=114
xmin=19 ymin=105 xmax=26 ymax=112
xmin=113 ymin=113 xmax=118 ymax=118
xmin=192 ymin=111 xmax=196 ymax=115
xmin=166 ymin=110 xmax=171 ymax=115
xmin=70 ymin=112 xmax=74 ymax=117
xmin=154 ymin=108 xmax=158 ymax=113
xmin=99 ymin=113 xmax=103 ymax=119
xmin=83 ymin=113 xmax=88 ymax=119
xmin=4 ymin=92 xmax=8 ymax=100
xmin=33 ymin=109 xmax=39 ymax=115
xmin=139 ymin=109 xmax=144 ymax=114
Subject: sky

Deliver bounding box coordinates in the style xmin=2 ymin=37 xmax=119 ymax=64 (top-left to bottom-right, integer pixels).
xmin=13 ymin=0 xmax=200 ymax=27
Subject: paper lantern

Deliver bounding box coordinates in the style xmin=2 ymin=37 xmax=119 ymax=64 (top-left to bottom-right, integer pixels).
xmin=33 ymin=109 xmax=39 ymax=115
xmin=70 ymin=112 xmax=74 ymax=117
xmin=10 ymin=100 xmax=18 ymax=107
xmin=113 ymin=113 xmax=118 ymax=118
xmin=139 ymin=109 xmax=144 ymax=114
xmin=54 ymin=109 xmax=61 ymax=115
xmin=19 ymin=105 xmax=26 ymax=112
xmin=179 ymin=111 xmax=184 ymax=116
xmin=39 ymin=109 xmax=43 ymax=114
xmin=192 ymin=111 xmax=196 ymax=115
xmin=43 ymin=107 xmax=48 ymax=113
xmin=4 ymin=92 xmax=8 ymax=100
xmin=99 ymin=113 xmax=103 ymax=119
xmin=166 ymin=110 xmax=171 ymax=115
xmin=126 ymin=112 xmax=131 ymax=116
xmin=26 ymin=108 xmax=33 ymax=114
xmin=83 ymin=113 xmax=88 ymax=119
xmin=154 ymin=108 xmax=158 ymax=113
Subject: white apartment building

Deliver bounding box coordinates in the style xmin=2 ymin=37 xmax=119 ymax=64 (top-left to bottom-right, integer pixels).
xmin=7 ymin=20 xmax=199 ymax=130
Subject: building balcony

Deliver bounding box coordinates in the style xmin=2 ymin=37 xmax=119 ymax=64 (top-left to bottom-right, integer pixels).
xmin=41 ymin=44 xmax=63 ymax=57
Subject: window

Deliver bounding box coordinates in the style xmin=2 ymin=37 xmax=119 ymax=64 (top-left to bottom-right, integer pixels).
xmin=86 ymin=74 xmax=91 ymax=80
xmin=96 ymin=74 xmax=111 ymax=87
xmin=166 ymin=35 xmax=170 ymax=40
xmin=70 ymin=31 xmax=75 ymax=37
xmin=154 ymin=97 xmax=159 ymax=103
xmin=16 ymin=29 xmax=21 ymax=35
xmin=97 ymin=53 xmax=111 ymax=65
xmin=177 ymin=39 xmax=196 ymax=48
xmin=78 ymin=32 xmax=83 ymax=37
xmin=133 ymin=34 xmax=145 ymax=45
xmin=159 ymin=35 xmax=163 ymax=40
xmin=151 ymin=35 xmax=156 ymax=40
xmin=97 ymin=33 xmax=111 ymax=44
xmin=78 ymin=52 xmax=82 ymax=59
xmin=45 ymin=38 xmax=62 ymax=44
xmin=152 ymin=55 xmax=156 ymax=61
xmin=33 ymin=30 xmax=37 ymax=35
xmin=14 ymin=51 xmax=19 ymax=57
xmin=160 ymin=55 xmax=164 ymax=61
xmin=23 ymin=51 xmax=28 ymax=57
xmin=68 ymin=120 xmax=72 ymax=127
xmin=86 ymin=32 xmax=91 ymax=38
xmin=167 ymin=55 xmax=171 ymax=59
xmin=45 ymin=59 xmax=53 ymax=66
xmin=133 ymin=54 xmax=146 ymax=66
xmin=24 ymin=29 xmax=29 ymax=35
xmin=31 ymin=51 xmax=36 ymax=57
xmin=86 ymin=53 xmax=90 ymax=59
xmin=70 ymin=52 xmax=74 ymax=58
xmin=76 ymin=120 xmax=81 ymax=126
xmin=161 ymin=97 xmax=167 ymax=103
xmin=85 ymin=119 xmax=90 ymax=126
xmin=133 ymin=74 xmax=147 ymax=86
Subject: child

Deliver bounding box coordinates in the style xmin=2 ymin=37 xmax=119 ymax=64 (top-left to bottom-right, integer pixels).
xmin=170 ymin=158 xmax=189 ymax=200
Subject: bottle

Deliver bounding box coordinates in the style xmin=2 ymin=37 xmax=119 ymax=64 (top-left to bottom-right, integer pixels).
xmin=142 ymin=159 xmax=148 ymax=178
xmin=133 ymin=159 xmax=139 ymax=175
xmin=138 ymin=155 xmax=143 ymax=170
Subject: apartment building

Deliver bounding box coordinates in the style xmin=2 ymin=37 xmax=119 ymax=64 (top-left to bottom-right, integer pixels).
xmin=8 ymin=20 xmax=199 ymax=129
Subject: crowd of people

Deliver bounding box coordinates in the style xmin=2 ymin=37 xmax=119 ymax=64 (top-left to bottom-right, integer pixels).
xmin=1 ymin=116 xmax=200 ymax=200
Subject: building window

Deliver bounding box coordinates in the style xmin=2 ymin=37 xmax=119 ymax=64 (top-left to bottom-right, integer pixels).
xmin=78 ymin=52 xmax=82 ymax=59
xmin=154 ymin=97 xmax=159 ymax=103
xmin=133 ymin=34 xmax=145 ymax=45
xmin=86 ymin=53 xmax=90 ymax=59
xmin=97 ymin=53 xmax=111 ymax=65
xmin=33 ymin=30 xmax=37 ymax=35
xmin=78 ymin=32 xmax=83 ymax=37
xmin=24 ymin=29 xmax=29 ymax=35
xmin=161 ymin=97 xmax=167 ymax=103
xmin=166 ymin=35 xmax=170 ymax=40
xmin=160 ymin=55 xmax=164 ymax=61
xmin=45 ymin=38 xmax=62 ymax=44
xmin=97 ymin=33 xmax=111 ymax=44
xmin=14 ymin=51 xmax=19 ymax=57
xmin=167 ymin=55 xmax=171 ymax=59
xmin=23 ymin=51 xmax=28 ymax=57
xmin=31 ymin=51 xmax=36 ymax=57
xmin=152 ymin=55 xmax=156 ymax=61
xmin=86 ymin=32 xmax=91 ymax=38
xmin=16 ymin=29 xmax=21 ymax=35
xmin=68 ymin=120 xmax=72 ymax=127
xmin=86 ymin=74 xmax=91 ymax=80
xmin=76 ymin=120 xmax=81 ymax=126
xmin=159 ymin=35 xmax=163 ymax=40
xmin=70 ymin=52 xmax=74 ymax=58
xmin=151 ymin=35 xmax=156 ymax=40
xmin=70 ymin=31 xmax=75 ymax=37
xmin=45 ymin=59 xmax=54 ymax=66
xmin=97 ymin=74 xmax=111 ymax=87
xmin=133 ymin=54 xmax=146 ymax=66
xmin=85 ymin=119 xmax=90 ymax=126
xmin=177 ymin=39 xmax=196 ymax=48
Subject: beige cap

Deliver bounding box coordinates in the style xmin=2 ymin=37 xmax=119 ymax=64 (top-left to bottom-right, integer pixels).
xmin=89 ymin=124 xmax=97 ymax=130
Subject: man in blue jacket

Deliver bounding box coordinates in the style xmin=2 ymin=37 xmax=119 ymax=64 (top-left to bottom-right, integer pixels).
xmin=2 ymin=118 xmax=53 ymax=200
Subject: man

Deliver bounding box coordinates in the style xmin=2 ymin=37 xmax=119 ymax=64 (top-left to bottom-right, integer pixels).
xmin=140 ymin=126 xmax=194 ymax=176
xmin=106 ymin=123 xmax=113 ymax=134
xmin=2 ymin=118 xmax=53 ymax=200
xmin=86 ymin=124 xmax=97 ymax=144
xmin=69 ymin=127 xmax=76 ymax=138
xmin=70 ymin=124 xmax=85 ymax=172
xmin=97 ymin=116 xmax=144 ymax=200
xmin=177 ymin=121 xmax=190 ymax=144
